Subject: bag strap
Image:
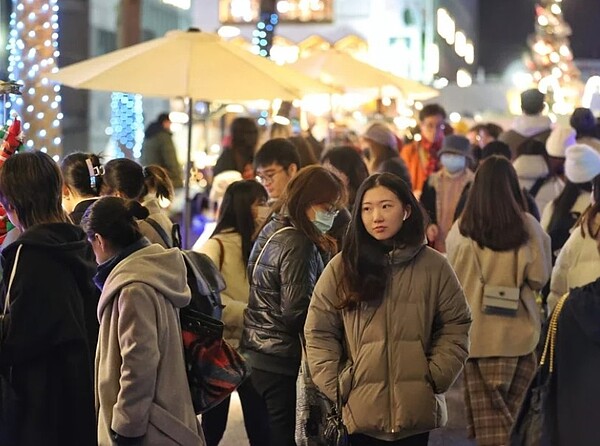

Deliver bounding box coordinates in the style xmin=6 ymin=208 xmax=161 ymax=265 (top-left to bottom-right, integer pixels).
xmin=539 ymin=292 xmax=569 ymax=373
xmin=470 ymin=240 xmax=519 ymax=287
xmin=251 ymin=226 xmax=295 ymax=279
xmin=3 ymin=244 xmax=23 ymax=316
xmin=214 ymin=237 xmax=225 ymax=271
xmin=146 ymin=217 xmax=173 ymax=249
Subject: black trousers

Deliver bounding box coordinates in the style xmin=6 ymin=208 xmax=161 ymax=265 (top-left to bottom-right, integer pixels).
xmin=201 ymin=377 xmax=270 ymax=446
xmin=350 ymin=432 xmax=430 ymax=446
xmin=250 ymin=368 xmax=298 ymax=446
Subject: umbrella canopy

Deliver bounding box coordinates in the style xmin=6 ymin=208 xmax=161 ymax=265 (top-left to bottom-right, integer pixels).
xmin=49 ymin=28 xmax=339 ymax=248
xmin=48 ymin=29 xmax=338 ymax=100
xmin=291 ymin=48 xmax=438 ymax=100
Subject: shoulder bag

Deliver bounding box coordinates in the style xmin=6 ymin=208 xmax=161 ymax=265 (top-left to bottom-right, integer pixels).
xmin=471 ymin=241 xmax=520 ymax=316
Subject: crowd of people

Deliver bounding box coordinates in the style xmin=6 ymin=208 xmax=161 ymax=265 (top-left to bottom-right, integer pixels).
xmin=1 ymin=90 xmax=600 ymax=446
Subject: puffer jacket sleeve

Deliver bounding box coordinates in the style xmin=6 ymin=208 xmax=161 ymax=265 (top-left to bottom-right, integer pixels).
xmin=304 ymin=258 xmax=344 ymax=402
xmin=525 ymin=214 xmax=552 ymax=291
xmin=547 ymin=230 xmax=574 ymax=313
xmin=428 ymin=259 xmax=472 ymax=394
xmin=279 ymin=235 xmax=322 ymax=333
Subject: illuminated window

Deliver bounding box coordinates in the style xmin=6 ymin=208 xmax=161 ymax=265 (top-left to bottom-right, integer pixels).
xmin=219 ymin=0 xmax=334 ymax=23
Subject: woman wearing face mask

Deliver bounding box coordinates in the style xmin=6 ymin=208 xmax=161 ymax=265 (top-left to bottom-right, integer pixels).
xmin=304 ymin=172 xmax=471 ymax=446
xmin=420 ymin=135 xmax=474 ymax=253
xmin=198 ymin=179 xmax=270 ymax=446
xmin=241 ymin=166 xmax=345 ymax=446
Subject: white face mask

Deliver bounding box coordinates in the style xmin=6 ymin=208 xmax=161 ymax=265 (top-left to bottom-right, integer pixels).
xmin=440 ymin=154 xmax=466 ymax=173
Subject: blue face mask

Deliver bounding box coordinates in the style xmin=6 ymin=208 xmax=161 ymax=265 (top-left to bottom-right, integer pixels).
xmin=312 ymin=208 xmax=339 ymax=234
xmin=440 ymin=153 xmax=467 ymax=173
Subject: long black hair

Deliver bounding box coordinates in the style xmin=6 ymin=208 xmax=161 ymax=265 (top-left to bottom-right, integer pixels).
xmin=213 ymin=180 xmax=268 ymax=265
xmin=339 ymin=173 xmax=426 ymax=309
xmin=548 ymin=180 xmax=592 ymax=234
xmin=321 ymin=146 xmax=369 ymax=208
xmin=459 ymin=156 xmax=529 ymax=251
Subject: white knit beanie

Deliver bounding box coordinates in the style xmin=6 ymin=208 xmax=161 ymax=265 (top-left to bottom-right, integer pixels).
xmin=546 ymin=126 xmax=576 ymax=158
xmin=565 ymin=144 xmax=600 ymax=183
xmin=209 ymin=170 xmax=243 ymax=205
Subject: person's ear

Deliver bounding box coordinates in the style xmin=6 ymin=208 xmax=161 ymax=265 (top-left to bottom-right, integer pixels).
xmin=403 ymin=205 xmax=412 ymax=221
xmin=287 ymin=163 xmax=298 ymax=177
xmin=62 ymin=186 xmax=72 ymax=200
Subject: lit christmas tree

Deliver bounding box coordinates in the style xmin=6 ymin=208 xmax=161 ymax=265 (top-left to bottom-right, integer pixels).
xmin=525 ymin=0 xmax=583 ymax=114
xmin=7 ymin=0 xmax=62 ymax=157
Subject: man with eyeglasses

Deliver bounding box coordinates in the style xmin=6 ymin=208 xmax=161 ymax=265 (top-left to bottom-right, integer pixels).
xmin=255 ymin=138 xmax=300 ymax=202
xmin=400 ymin=104 xmax=447 ymax=198
xmin=255 ymin=138 xmax=351 ymax=248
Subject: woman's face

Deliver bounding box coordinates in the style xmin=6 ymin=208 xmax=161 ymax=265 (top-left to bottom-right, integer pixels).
xmin=361 ymin=186 xmax=410 ymax=241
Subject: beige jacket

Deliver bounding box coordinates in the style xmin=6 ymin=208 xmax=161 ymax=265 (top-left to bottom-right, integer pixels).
xmin=446 ymin=213 xmax=552 ymax=358
xmin=548 ymin=218 xmax=600 ymax=313
xmin=305 ymin=246 xmax=471 ymax=441
xmin=138 ymin=198 xmax=175 ymax=248
xmin=199 ymin=231 xmax=248 ymax=348
xmin=96 ymin=244 xmax=204 ymax=446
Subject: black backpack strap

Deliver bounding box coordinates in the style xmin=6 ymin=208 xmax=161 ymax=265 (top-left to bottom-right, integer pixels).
xmin=145 ymin=217 xmax=172 ymax=248
xmin=529 ymin=175 xmax=548 ymax=198
xmin=171 ymin=223 xmax=182 ymax=249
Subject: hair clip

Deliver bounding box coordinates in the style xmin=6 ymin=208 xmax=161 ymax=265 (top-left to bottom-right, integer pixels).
xmin=85 ymin=158 xmax=105 ymax=191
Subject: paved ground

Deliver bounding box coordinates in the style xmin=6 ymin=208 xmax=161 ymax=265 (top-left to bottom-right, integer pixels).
xmin=213 ymin=375 xmax=476 ymax=446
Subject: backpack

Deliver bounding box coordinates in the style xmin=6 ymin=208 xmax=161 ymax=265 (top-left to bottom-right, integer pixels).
xmin=145 ymin=217 xmax=250 ymax=413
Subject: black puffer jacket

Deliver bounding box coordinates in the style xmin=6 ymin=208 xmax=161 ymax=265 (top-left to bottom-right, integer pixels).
xmin=241 ymin=215 xmax=325 ymax=376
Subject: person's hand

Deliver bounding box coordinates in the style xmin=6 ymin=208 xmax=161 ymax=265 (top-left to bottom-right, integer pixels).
xmin=426 ymin=224 xmax=439 ymax=243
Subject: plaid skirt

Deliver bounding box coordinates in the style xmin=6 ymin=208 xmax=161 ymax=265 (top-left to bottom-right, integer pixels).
xmin=463 ymin=353 xmax=537 ymax=446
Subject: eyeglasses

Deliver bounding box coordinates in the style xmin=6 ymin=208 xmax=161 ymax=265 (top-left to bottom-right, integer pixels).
xmin=256 ymin=167 xmax=285 ymax=184
xmin=313 ymin=206 xmax=339 ymax=218
xmin=422 ymin=122 xmax=446 ymax=131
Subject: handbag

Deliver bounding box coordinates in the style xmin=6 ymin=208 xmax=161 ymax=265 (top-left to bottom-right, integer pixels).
xmin=471 ymin=241 xmax=520 ymax=316
xmin=295 ymin=336 xmax=349 ymax=446
xmin=180 ymin=306 xmax=251 ymax=414
xmin=509 ymin=292 xmax=569 ymax=446
xmin=0 ymin=244 xmax=22 ymax=442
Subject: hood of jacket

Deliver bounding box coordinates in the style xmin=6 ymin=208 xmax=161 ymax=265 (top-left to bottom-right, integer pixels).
xmin=511 ymin=115 xmax=552 ymax=138
xmin=565 ymin=278 xmax=600 ymax=344
xmin=513 ymin=154 xmax=550 ymax=180
xmin=97 ymin=244 xmax=190 ymax=319
xmin=2 ymin=222 xmax=95 ymax=288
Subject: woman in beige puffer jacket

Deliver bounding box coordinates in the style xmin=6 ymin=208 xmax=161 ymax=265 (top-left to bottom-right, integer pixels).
xmin=305 ymin=173 xmax=471 ymax=446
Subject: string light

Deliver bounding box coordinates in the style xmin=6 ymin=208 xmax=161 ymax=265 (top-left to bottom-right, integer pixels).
xmin=109 ymin=93 xmax=144 ymax=159
xmin=6 ymin=0 xmax=62 ymax=155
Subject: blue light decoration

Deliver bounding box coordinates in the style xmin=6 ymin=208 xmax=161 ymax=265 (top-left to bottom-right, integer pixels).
xmin=252 ymin=9 xmax=278 ymax=58
xmin=6 ymin=0 xmax=62 ymax=157
xmin=109 ymin=92 xmax=144 ymax=159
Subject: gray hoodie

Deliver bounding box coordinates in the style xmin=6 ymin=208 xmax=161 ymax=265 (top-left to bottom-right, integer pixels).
xmin=96 ymin=244 xmax=204 ymax=446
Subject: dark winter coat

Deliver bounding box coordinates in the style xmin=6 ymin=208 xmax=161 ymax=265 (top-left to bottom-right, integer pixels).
xmin=544 ymin=278 xmax=600 ymax=446
xmin=141 ymin=124 xmax=183 ymax=188
xmin=241 ymin=216 xmax=326 ymax=376
xmin=0 ymin=223 xmax=98 ymax=446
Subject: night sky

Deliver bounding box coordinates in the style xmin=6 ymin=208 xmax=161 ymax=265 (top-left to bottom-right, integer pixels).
xmin=479 ymin=0 xmax=600 ymax=76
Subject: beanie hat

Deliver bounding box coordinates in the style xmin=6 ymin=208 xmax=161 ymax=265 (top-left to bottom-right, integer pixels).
xmin=209 ymin=170 xmax=243 ymax=205
xmin=565 ymin=144 xmax=600 ymax=183
xmin=363 ymin=123 xmax=397 ymax=151
xmin=546 ymin=126 xmax=576 ymax=158
xmin=520 ymin=89 xmax=545 ymax=115
xmin=481 ymin=140 xmax=512 ymax=160
xmin=438 ymin=135 xmax=471 ymax=158
xmin=569 ymin=107 xmax=596 ymax=134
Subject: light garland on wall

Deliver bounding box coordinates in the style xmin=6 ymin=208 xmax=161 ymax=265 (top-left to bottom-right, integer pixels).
xmin=110 ymin=92 xmax=144 ymax=159
xmin=7 ymin=0 xmax=62 ymax=156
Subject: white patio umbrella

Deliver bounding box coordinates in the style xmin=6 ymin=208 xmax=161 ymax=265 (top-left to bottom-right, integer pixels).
xmin=49 ymin=28 xmax=337 ymax=247
xmin=291 ymin=48 xmax=439 ymax=100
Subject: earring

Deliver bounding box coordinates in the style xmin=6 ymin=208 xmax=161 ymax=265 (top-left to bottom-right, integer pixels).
xmin=403 ymin=211 xmax=408 ymax=221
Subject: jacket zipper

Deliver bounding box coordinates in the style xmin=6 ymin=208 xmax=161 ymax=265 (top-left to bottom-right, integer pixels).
xmin=386 ymin=253 xmax=395 ymax=433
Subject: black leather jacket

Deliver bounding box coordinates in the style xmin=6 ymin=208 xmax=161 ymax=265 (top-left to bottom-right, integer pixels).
xmin=241 ymin=216 xmax=325 ymax=376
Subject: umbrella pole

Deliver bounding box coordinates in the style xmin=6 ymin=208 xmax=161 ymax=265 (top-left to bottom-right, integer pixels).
xmin=182 ymin=97 xmax=193 ymax=249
